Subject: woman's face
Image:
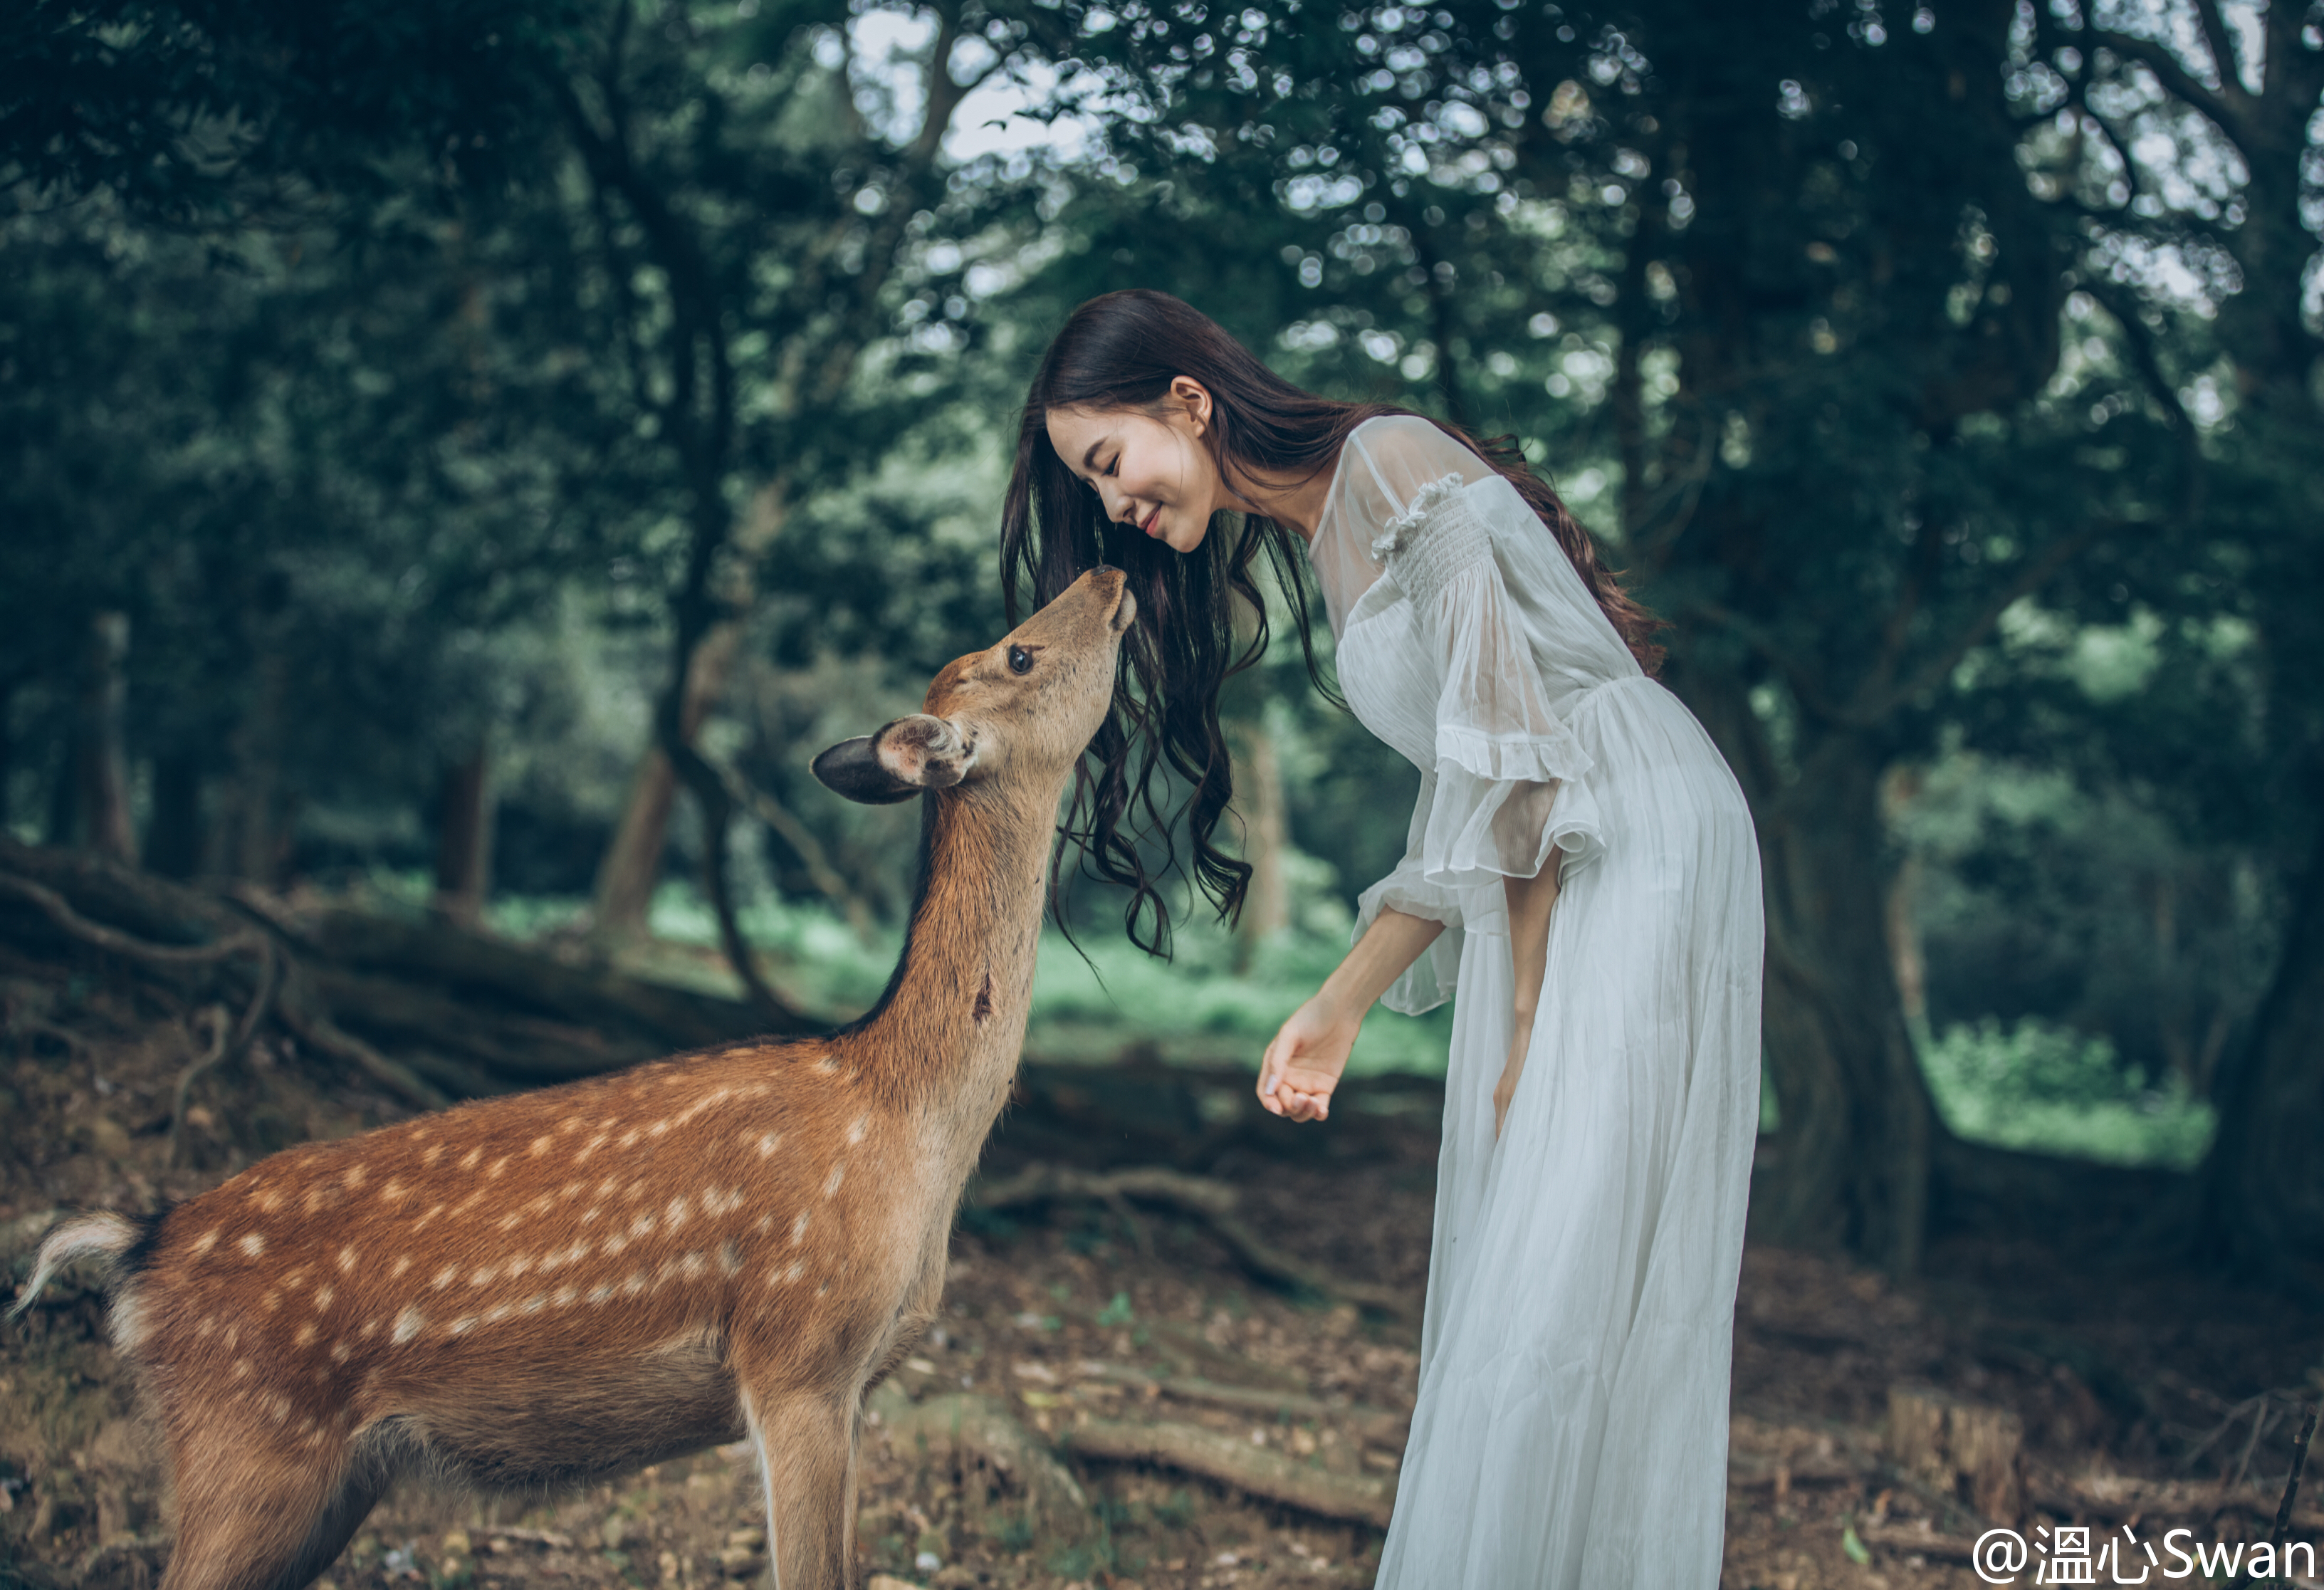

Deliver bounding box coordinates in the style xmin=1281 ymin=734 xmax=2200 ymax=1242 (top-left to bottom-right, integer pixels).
xmin=1045 ymin=378 xmax=1234 ymax=555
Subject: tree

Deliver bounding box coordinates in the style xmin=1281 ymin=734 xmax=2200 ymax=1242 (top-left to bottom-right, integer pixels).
xmin=501 ymin=0 xmax=1042 ymax=1007
xmin=2029 ymin=0 xmax=2324 ymax=1270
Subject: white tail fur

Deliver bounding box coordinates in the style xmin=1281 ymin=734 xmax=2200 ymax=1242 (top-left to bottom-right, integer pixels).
xmin=9 ymin=1211 xmax=140 ymax=1321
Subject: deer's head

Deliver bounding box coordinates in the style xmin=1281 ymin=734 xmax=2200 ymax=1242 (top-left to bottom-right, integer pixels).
xmin=812 ymin=567 xmax=1134 ymax=806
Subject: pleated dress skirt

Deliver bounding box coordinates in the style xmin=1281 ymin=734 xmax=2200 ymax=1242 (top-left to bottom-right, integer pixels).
xmin=1372 ymin=675 xmax=1764 ymax=1590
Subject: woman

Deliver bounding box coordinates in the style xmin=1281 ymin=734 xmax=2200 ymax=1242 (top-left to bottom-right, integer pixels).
xmin=1001 ymin=289 xmax=1762 ymax=1589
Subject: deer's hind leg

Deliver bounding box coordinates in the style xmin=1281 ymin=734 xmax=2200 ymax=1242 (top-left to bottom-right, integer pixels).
xmin=742 ymin=1387 xmax=863 ymax=1590
xmin=160 ymin=1425 xmax=387 ymax=1590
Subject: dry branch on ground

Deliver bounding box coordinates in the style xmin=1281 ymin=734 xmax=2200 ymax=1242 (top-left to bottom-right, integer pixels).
xmin=1062 ymin=1417 xmax=1398 ymax=1528
xmin=973 ymin=1161 xmax=1420 ymax=1321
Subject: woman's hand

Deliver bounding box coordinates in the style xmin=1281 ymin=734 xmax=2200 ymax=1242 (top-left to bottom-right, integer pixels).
xmin=1255 ymin=906 xmax=1444 ymax=1126
xmin=1257 ymin=995 xmax=1362 ymax=1123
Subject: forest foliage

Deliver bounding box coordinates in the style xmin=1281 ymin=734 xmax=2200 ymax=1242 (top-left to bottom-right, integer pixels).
xmin=3 ymin=0 xmax=2320 ymax=1275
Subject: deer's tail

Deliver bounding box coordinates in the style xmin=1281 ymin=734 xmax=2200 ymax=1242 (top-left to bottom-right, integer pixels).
xmin=8 ymin=1211 xmax=146 ymax=1322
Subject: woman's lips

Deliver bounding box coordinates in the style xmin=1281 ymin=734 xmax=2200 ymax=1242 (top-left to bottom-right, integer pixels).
xmin=1139 ymin=507 xmax=1162 ymax=538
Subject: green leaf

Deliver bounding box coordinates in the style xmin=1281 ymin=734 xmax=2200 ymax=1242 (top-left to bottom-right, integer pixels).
xmin=1841 ymin=1524 xmax=1872 ymax=1567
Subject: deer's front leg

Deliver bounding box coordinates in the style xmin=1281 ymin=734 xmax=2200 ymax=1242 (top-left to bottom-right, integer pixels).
xmin=743 ymin=1387 xmax=861 ymax=1590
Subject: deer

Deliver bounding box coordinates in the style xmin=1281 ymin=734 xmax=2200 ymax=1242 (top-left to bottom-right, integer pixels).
xmin=8 ymin=566 xmax=1136 ymax=1590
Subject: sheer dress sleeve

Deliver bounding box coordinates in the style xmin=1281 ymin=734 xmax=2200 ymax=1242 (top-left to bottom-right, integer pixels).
xmin=1342 ymin=420 xmax=1608 ymax=1015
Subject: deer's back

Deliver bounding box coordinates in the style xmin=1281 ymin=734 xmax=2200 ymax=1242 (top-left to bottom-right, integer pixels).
xmin=122 ymin=1039 xmax=929 ymax=1458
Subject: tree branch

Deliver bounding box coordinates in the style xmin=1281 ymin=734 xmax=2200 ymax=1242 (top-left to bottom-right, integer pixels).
xmin=1682 ymin=602 xmax=1850 ymax=725
xmin=2188 ymin=0 xmax=2254 ymax=116
xmin=909 ymin=0 xmax=971 ymax=168
xmin=661 ymin=732 xmax=802 ymax=1029
xmin=2090 ymin=28 xmax=2249 ymax=151
xmin=1859 ymin=520 xmax=2113 ymax=721
xmin=720 ymin=760 xmax=876 ymax=943
xmin=2078 ymin=275 xmax=2206 ymax=523
xmin=1854 ymin=508 xmax=1947 ymax=716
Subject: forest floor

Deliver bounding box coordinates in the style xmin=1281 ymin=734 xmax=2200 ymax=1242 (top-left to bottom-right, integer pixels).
xmin=2 ymin=954 xmax=2320 ymax=1590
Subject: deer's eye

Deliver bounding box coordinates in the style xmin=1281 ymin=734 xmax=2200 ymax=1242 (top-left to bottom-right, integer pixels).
xmin=1007 ymin=645 xmax=1035 ymax=675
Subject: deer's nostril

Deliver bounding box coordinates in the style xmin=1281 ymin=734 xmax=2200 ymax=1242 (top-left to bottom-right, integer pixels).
xmin=1093 ymin=564 xmax=1122 ymax=576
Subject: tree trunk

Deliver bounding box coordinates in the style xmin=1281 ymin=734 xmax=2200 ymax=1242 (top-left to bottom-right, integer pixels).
xmin=1232 ymin=716 xmax=1289 ymax=968
xmin=590 ymin=485 xmax=786 ymax=944
xmin=2197 ymin=807 xmax=2324 ymax=1270
xmin=431 ymin=742 xmax=495 ymax=927
xmin=44 ymin=726 xmax=75 ymax=846
xmin=589 ymin=625 xmax=739 ymax=941
xmin=223 ymin=631 xmax=291 ymax=886
xmin=145 ymin=751 xmax=204 ymax=880
xmin=1673 ymin=665 xmax=1937 ymax=1273
xmin=74 ymin=611 xmax=136 ymax=864
xmin=1882 ymin=765 xmax=1930 ymax=1033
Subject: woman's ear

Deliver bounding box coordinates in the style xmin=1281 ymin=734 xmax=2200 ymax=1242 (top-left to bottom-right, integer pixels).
xmin=1168 ymin=375 xmax=1213 ymax=434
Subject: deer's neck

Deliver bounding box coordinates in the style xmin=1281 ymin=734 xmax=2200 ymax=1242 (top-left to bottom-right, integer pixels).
xmin=847 ymin=783 xmax=1052 ymax=1129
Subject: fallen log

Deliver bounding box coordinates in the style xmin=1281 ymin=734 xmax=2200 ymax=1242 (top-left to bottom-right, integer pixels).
xmin=311 ymin=909 xmax=799 ymax=1048
xmin=276 ymin=963 xmax=449 ymax=1111
xmin=1062 ymin=1417 xmax=1396 ymax=1529
xmin=306 ymin=963 xmax=662 ymax=1081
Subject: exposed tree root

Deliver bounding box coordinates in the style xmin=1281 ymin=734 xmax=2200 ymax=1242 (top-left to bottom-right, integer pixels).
xmin=1062 ymin=1417 xmax=1397 ymax=1529
xmin=1071 ymin=1364 xmax=1409 ymax=1446
xmin=973 ymin=1162 xmax=1419 ymax=1321
xmin=0 ymin=837 xmax=800 ymax=1111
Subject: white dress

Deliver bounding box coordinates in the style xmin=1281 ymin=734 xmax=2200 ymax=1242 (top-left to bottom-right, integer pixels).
xmin=1308 ymin=417 xmax=1763 ymax=1590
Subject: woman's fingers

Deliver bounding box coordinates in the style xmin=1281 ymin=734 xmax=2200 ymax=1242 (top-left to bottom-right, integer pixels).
xmin=1257 ymin=1014 xmax=1345 ymax=1126
xmin=1257 ymin=1032 xmax=1286 ymax=1104
xmin=1272 ymin=1084 xmax=1329 ymax=1123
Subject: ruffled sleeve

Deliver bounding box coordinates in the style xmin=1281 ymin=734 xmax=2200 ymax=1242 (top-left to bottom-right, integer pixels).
xmin=1353 ymin=768 xmax=1464 ymax=1015
xmin=1345 ymin=432 xmax=1608 ymax=1015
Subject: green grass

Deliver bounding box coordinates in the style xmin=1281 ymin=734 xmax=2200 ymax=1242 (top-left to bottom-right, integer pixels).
xmin=330 ymin=869 xmax=1451 ymax=1077
xmin=346 ymin=870 xmax=2217 ymax=1166
xmin=1920 ymin=1016 xmax=2216 ymax=1171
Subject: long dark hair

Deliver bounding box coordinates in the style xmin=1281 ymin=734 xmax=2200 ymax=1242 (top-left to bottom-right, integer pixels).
xmin=1001 ymin=288 xmax=1663 ymax=956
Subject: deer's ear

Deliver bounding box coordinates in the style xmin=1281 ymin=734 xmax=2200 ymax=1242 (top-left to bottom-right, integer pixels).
xmin=810 ymin=736 xmax=921 ymax=805
xmin=812 ymin=716 xmax=975 ymax=805
xmin=872 ymin=714 xmax=975 ymax=790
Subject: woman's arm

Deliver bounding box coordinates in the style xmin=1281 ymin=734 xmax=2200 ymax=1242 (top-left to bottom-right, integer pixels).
xmin=1495 ymin=841 xmax=1563 ymax=1138
xmin=1257 ymin=906 xmax=1445 ymax=1122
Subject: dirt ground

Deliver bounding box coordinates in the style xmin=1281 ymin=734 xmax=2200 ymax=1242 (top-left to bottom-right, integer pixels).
xmin=3 ymin=957 xmax=2319 ymax=1590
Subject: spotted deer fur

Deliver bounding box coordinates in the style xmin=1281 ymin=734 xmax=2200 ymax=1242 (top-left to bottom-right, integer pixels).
xmin=9 ymin=569 xmax=1137 ymax=1590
